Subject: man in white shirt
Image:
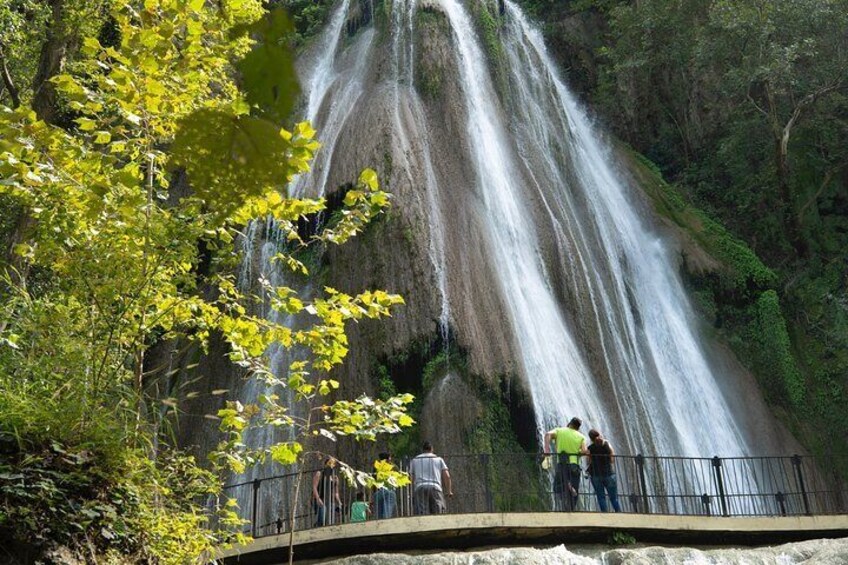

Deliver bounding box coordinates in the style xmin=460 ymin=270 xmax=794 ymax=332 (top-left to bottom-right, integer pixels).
xmin=408 ymin=441 xmax=453 ymax=515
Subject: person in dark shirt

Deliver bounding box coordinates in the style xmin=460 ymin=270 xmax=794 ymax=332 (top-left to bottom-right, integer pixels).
xmin=312 ymin=457 xmax=342 ymax=526
xmin=587 ymin=429 xmax=621 ymax=512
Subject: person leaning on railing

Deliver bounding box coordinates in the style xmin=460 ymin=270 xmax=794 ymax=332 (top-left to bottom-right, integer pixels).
xmin=544 ymin=417 xmax=589 ymax=511
xmin=312 ymin=457 xmax=342 ymax=526
xmin=587 ymin=429 xmax=621 ymax=512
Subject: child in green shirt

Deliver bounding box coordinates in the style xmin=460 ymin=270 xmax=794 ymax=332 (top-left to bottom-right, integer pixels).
xmin=350 ymin=491 xmax=370 ymax=523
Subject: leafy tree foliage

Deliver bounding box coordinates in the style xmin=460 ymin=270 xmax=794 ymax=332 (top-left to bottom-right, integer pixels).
xmin=0 ymin=0 xmax=412 ymax=561
xmin=274 ymin=0 xmax=336 ymax=45
xmin=596 ymin=0 xmax=848 ymax=261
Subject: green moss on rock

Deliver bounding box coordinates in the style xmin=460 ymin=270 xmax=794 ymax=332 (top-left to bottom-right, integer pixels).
xmin=414 ymin=7 xmax=450 ymax=100
xmin=629 ymin=150 xmax=776 ymax=299
xmin=746 ymin=290 xmax=805 ymax=407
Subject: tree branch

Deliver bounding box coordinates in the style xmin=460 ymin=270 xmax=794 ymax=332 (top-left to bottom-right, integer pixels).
xmin=780 ymin=80 xmax=844 ymax=162
xmin=746 ymin=81 xmax=770 ymax=119
xmin=0 ymin=42 xmax=21 ymax=108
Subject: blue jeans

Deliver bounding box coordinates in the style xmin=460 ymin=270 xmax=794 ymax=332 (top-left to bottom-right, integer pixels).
xmin=590 ymin=473 xmax=621 ymax=512
xmin=313 ymin=500 xmax=339 ymax=526
xmin=374 ymin=488 xmax=396 ymax=519
xmin=313 ymin=501 xmax=326 ymax=527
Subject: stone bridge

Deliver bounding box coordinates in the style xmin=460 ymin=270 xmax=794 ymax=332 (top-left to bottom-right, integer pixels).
xmin=219 ymin=513 xmax=848 ymax=563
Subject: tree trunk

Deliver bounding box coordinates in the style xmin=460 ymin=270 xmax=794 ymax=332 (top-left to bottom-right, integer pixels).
xmin=4 ymin=0 xmax=72 ymax=286
xmin=766 ymin=81 xmax=843 ymax=259
xmin=31 ymin=0 xmax=70 ymax=123
xmin=773 ymin=135 xmax=808 ymax=258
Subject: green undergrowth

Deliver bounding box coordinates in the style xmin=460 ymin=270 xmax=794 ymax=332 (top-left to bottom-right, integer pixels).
xmin=0 ymin=356 xmax=243 ymax=562
xmin=608 ymin=530 xmax=637 ymax=545
xmin=0 ymin=437 xmax=242 ymax=563
xmin=466 ymin=380 xmax=546 ymax=512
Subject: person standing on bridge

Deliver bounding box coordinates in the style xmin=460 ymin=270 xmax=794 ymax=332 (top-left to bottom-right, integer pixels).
xmin=373 ymin=451 xmax=397 ymax=519
xmin=312 ymin=457 xmax=342 ymax=526
xmin=544 ymin=417 xmax=589 ymax=511
xmin=409 ymin=441 xmax=453 ymax=515
xmin=587 ymin=428 xmax=621 ymax=512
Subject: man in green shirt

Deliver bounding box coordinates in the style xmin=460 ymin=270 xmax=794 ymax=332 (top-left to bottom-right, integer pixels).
xmin=544 ymin=417 xmax=589 ymax=511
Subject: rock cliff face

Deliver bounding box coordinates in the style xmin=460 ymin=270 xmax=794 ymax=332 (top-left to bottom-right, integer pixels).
xmin=290 ymin=0 xmax=794 ymax=462
xmin=317 ymin=8 xmax=520 ymax=373
xmin=174 ymin=0 xmax=803 ymax=475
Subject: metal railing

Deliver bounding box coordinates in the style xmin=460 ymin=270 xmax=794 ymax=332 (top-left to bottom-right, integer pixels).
xmin=220 ymin=453 xmax=847 ymax=538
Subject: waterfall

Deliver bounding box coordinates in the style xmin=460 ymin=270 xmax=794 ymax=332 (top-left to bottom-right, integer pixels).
xmin=291 ymin=0 xmax=756 ymax=454
xmin=498 ymin=1 xmax=747 ymax=457
xmin=230 ymin=0 xmax=792 ymax=515
xmin=294 ymin=0 xmax=375 ymax=199
xmin=435 ymin=0 xmax=607 ymax=441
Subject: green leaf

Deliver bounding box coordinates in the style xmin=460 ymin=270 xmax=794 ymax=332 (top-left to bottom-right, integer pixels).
xmin=93 ymin=131 xmax=111 ymax=144
xmin=269 ymin=442 xmax=303 ymax=465
xmin=359 ymin=168 xmax=379 ymax=190
xmin=81 ymin=37 xmax=102 ymax=57
xmin=77 ymin=118 xmax=97 ymax=131
xmin=171 ymin=109 xmax=296 ymax=219
xmin=236 ymin=8 xmax=300 ymax=122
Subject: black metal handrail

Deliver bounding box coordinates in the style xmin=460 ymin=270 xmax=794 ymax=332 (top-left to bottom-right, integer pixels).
xmin=217 ymin=452 xmax=847 ymax=538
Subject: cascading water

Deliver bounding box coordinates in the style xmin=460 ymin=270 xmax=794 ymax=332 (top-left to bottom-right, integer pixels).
xmin=389 ymin=0 xmax=451 ymax=340
xmin=497 ymin=1 xmax=747 ymax=457
xmin=294 ymin=0 xmax=375 ymax=199
xmin=432 ymin=0 xmax=760 ymax=507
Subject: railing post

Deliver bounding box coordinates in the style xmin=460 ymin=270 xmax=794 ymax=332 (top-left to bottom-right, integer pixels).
xmin=401 ymin=456 xmax=410 ymax=517
xmin=481 ymin=453 xmax=493 ymax=512
xmin=635 ymin=454 xmax=650 ymax=514
xmin=792 ymin=455 xmax=811 ymax=516
xmin=775 ymin=491 xmax=787 ymax=517
xmin=701 ymin=493 xmax=711 ymax=516
xmin=251 ymin=478 xmax=261 ymax=537
xmin=629 ymin=493 xmax=640 ymax=514
xmin=711 ymin=456 xmax=729 ymax=517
